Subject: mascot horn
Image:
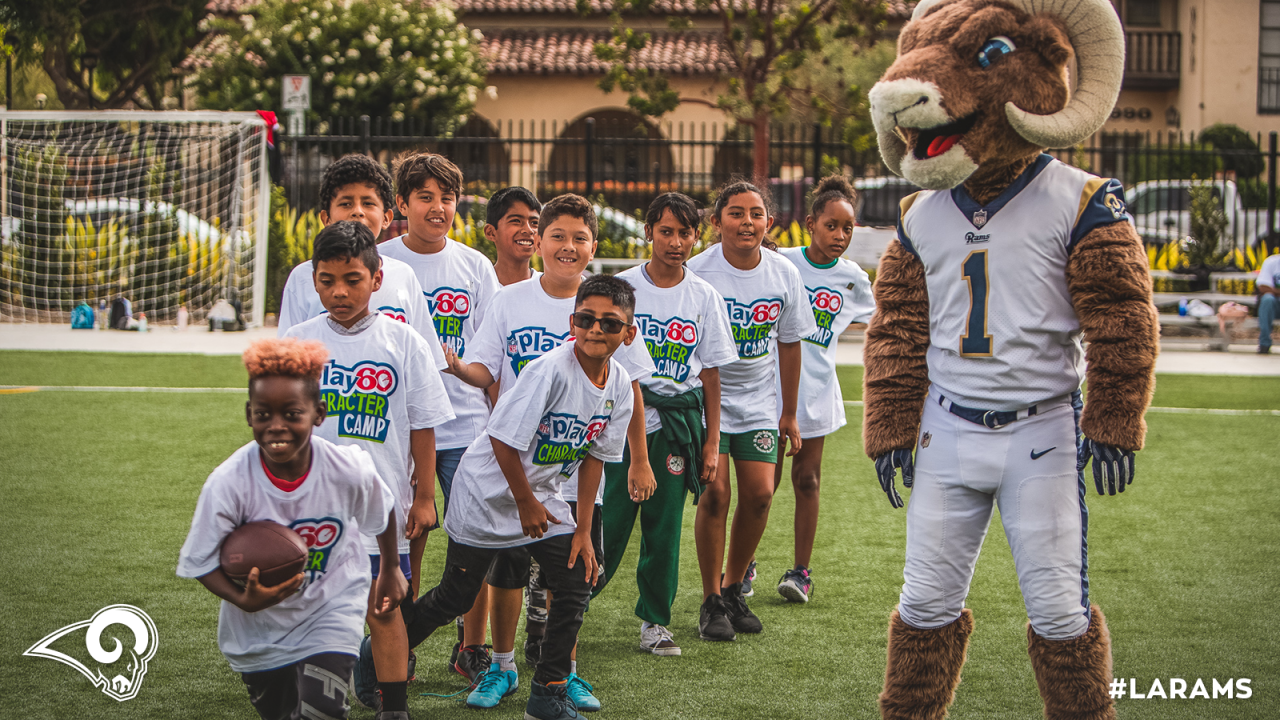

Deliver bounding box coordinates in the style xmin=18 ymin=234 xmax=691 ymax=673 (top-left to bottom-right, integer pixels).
xmin=862 ymin=0 xmax=1157 ymax=718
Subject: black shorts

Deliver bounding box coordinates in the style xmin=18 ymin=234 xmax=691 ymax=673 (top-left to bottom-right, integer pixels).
xmin=485 ymin=546 xmax=532 ymax=589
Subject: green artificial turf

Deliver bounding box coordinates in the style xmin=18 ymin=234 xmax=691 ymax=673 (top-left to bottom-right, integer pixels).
xmin=0 ymin=350 xmax=247 ymax=388
xmin=1 ymin=356 xmax=1277 ymax=718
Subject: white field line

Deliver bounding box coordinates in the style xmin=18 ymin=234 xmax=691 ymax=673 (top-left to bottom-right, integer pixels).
xmin=0 ymin=385 xmax=243 ymax=394
xmin=841 ymin=400 xmax=1280 ymax=417
xmin=0 ymin=387 xmax=1272 ymax=416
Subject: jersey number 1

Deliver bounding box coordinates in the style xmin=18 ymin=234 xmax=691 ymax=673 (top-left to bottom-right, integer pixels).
xmin=960 ymin=250 xmax=992 ymax=357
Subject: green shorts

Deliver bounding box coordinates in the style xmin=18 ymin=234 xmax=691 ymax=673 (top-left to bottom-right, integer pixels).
xmin=718 ymin=429 xmax=780 ymax=463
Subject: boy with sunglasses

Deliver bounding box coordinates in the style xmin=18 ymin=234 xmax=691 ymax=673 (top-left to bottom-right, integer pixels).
xmin=444 ymin=194 xmax=655 ymax=712
xmin=401 ymin=274 xmax=639 ymax=720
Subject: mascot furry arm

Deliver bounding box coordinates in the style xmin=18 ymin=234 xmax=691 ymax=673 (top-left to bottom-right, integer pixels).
xmin=862 ymin=0 xmax=1158 ymax=490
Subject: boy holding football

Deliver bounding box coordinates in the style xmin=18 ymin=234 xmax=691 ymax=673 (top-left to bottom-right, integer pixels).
xmin=401 ymin=274 xmax=638 ymax=720
xmin=283 ymin=221 xmax=455 ymax=719
xmin=177 ymin=337 xmax=404 ymax=720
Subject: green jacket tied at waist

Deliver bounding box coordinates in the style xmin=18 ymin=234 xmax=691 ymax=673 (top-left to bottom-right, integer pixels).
xmin=640 ymin=385 xmax=707 ymax=503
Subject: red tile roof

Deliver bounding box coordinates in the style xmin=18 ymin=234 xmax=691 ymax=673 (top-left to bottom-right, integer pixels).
xmin=457 ymin=0 xmax=915 ymax=17
xmin=482 ymin=29 xmax=733 ymax=75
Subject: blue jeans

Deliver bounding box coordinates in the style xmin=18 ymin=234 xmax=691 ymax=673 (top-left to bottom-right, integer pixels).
xmin=1260 ymin=295 xmax=1279 ymax=348
xmin=436 ymin=447 xmax=466 ymax=519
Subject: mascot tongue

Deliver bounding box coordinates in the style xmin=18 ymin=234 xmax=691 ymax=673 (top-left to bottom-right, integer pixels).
xmin=927 ymin=134 xmax=961 ymax=158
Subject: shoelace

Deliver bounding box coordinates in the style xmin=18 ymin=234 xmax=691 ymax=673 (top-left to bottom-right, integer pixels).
xmin=474 ymin=668 xmax=509 ymax=696
xmin=568 ymin=674 xmax=595 ymax=695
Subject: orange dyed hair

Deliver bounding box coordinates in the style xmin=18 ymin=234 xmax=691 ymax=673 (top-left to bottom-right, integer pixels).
xmin=243 ymin=338 xmax=328 ymax=400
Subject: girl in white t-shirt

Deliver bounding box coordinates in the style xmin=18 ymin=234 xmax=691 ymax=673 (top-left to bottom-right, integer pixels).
xmin=177 ymin=338 xmax=403 ymax=720
xmin=685 ymin=181 xmax=817 ymax=641
xmin=773 ymin=176 xmax=876 ymax=604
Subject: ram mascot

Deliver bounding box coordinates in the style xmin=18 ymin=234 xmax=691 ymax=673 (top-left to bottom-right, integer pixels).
xmin=862 ymin=0 xmax=1157 ymax=718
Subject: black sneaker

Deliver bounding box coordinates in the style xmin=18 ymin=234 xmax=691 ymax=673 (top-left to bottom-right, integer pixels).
xmin=524 ymin=634 xmax=543 ymax=666
xmin=722 ymin=582 xmax=763 ymax=633
xmin=1260 ymin=345 xmax=1272 ymax=354
xmin=454 ymin=644 xmax=492 ymax=687
xmin=741 ymin=560 xmax=757 ymax=597
xmin=525 ymin=678 xmax=581 ymax=720
xmin=698 ymin=594 xmax=736 ymax=642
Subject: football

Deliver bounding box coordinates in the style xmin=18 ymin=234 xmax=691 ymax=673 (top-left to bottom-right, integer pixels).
xmin=219 ymin=520 xmax=309 ymax=588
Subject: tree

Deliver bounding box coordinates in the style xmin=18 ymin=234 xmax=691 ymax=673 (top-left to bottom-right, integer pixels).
xmin=0 ymin=0 xmax=210 ymax=109
xmin=193 ymin=0 xmax=487 ymax=125
xmin=594 ymin=0 xmax=888 ymax=179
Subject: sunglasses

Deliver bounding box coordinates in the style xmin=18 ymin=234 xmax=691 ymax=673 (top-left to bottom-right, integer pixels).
xmin=571 ymin=312 xmax=628 ymax=334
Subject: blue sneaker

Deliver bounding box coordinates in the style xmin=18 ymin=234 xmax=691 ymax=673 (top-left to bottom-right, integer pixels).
xmin=742 ymin=559 xmax=758 ymax=597
xmin=565 ymin=673 xmax=600 ymax=712
xmin=467 ymin=663 xmax=519 ymax=709
xmin=524 ymin=679 xmax=580 ymax=720
xmin=352 ymin=635 xmax=381 ymax=711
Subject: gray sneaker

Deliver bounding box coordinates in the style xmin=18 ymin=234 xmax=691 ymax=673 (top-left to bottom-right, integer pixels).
xmin=741 ymin=560 xmax=757 ymax=597
xmin=640 ymin=623 xmax=681 ymax=656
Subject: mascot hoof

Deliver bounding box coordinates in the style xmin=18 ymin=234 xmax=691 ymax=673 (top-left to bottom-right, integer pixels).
xmin=879 ymin=608 xmax=973 ymax=720
xmin=1027 ymin=605 xmax=1116 ymax=720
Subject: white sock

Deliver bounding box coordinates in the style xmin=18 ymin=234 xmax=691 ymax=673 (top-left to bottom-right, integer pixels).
xmin=570 ymin=660 xmax=577 ymax=675
xmin=494 ymin=651 xmax=516 ymax=673
xmin=641 ymin=621 xmax=655 ymax=631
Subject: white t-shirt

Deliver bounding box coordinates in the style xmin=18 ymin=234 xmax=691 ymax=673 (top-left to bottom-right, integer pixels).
xmin=777 ymin=246 xmax=875 ymax=438
xmin=176 ymin=438 xmax=395 ymax=673
xmin=467 ymin=275 xmax=657 ymax=503
xmin=276 ymin=256 xmax=447 ymax=372
xmin=444 ymin=342 xmax=634 ymax=548
xmin=686 ymin=243 xmax=818 ymax=433
xmin=284 ymin=314 xmax=455 ymax=553
xmin=615 ymin=264 xmax=739 ymax=434
xmin=378 ymin=237 xmax=502 ymax=449
xmin=1257 ymin=254 xmax=1280 ymax=290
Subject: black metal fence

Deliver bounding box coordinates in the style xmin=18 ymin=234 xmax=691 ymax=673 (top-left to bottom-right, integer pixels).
xmin=279 ymin=117 xmax=1279 ymax=250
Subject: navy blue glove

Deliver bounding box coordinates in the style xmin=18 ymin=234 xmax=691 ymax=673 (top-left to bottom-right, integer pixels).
xmin=1081 ymin=438 xmax=1135 ymax=496
xmin=875 ymin=449 xmax=914 ymax=509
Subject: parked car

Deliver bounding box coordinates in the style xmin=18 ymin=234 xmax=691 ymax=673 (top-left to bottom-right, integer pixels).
xmin=1126 ymin=179 xmax=1280 ymax=248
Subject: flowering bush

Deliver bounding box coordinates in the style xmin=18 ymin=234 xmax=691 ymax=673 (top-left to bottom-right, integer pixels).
xmin=193 ymin=0 xmax=486 ymax=124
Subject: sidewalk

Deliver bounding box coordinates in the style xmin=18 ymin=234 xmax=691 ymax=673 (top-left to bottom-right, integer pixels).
xmin=2 ymin=324 xmax=1279 ymax=376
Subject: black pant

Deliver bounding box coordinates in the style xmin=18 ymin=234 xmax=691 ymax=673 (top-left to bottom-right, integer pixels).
xmin=241 ymin=652 xmax=355 ymax=720
xmin=404 ymin=534 xmax=591 ymax=685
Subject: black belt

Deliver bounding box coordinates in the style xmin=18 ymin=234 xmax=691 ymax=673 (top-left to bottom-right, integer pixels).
xmin=938 ymin=395 xmax=1038 ymax=429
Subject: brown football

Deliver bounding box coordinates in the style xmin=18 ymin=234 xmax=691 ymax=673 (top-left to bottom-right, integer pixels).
xmin=219 ymin=520 xmax=309 ymax=588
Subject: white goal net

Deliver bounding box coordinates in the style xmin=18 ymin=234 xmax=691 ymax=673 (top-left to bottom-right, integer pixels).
xmin=0 ymin=111 xmax=270 ymax=326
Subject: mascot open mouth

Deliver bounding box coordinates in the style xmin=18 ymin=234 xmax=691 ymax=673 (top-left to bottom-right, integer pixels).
xmin=907 ymin=113 xmax=978 ymax=160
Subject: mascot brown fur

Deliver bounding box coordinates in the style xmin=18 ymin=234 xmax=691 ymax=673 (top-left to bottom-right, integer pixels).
xmin=862 ymin=1 xmax=1158 ymax=718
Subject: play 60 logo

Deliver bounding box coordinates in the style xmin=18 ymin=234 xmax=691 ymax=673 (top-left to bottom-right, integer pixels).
xmin=290 ymin=517 xmax=345 ymax=586
xmin=726 ymin=298 xmax=782 ymax=359
xmin=810 ymin=288 xmax=843 ymax=315
xmin=426 ymin=287 xmax=472 ymax=355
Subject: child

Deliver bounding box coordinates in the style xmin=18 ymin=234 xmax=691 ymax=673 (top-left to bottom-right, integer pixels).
xmin=283 ymin=221 xmax=455 ymax=717
xmin=485 ymin=186 xmax=542 ymax=286
xmin=277 ymin=153 xmax=447 ymax=378
xmin=176 ymin=337 xmax=404 ymax=720
xmin=376 ymin=152 xmax=503 ymax=682
xmin=445 ymin=194 xmax=656 ymax=710
xmin=598 ymin=193 xmax=739 ymax=656
xmin=772 ymin=176 xmax=875 ymax=603
xmin=400 ymin=275 xmax=638 ymax=720
xmin=685 ymin=180 xmax=817 ymax=641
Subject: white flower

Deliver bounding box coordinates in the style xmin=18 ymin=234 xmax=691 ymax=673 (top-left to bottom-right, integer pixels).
xmin=249 ymin=78 xmax=259 ymax=90
xmin=310 ymin=10 xmax=320 ymax=20
xmin=331 ymin=103 xmax=340 ymax=112
xmin=240 ymin=15 xmax=255 ymax=30
xmin=198 ymin=17 xmax=211 ymax=31
xmin=485 ymin=85 xmax=498 ymax=100
xmin=308 ymin=27 xmax=322 ymax=41
xmin=444 ymin=40 xmax=453 ymax=49
xmin=400 ymin=51 xmax=413 ymax=62
xmin=355 ymin=73 xmax=368 ymax=86
xmin=346 ymin=48 xmax=360 ymax=59
xmin=472 ymin=29 xmax=483 ymax=42
xmin=426 ymin=85 xmax=438 ymax=96
xmin=255 ymin=91 xmax=266 ymax=102
xmin=465 ymin=85 xmax=477 ymax=102
xmin=322 ymin=55 xmax=334 ymax=65
xmin=391 ymin=110 xmax=405 ymax=122
xmin=323 ymin=72 xmax=335 ymax=83
xmin=364 ymin=33 xmax=378 ymax=46
xmin=413 ymin=79 xmax=426 ymax=93
xmin=444 ymin=50 xmax=454 ymax=61
xmin=458 ymin=37 xmax=468 ymax=48
xmin=416 ymin=66 xmax=428 ymax=80
xmin=260 ymin=37 xmax=271 ymax=48
xmin=368 ymin=71 xmax=379 ymax=83
xmin=378 ymin=39 xmax=393 ymax=58
xmin=265 ymin=77 xmax=276 ymax=89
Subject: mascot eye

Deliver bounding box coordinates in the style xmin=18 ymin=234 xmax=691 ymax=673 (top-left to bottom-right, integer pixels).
xmin=977 ymin=36 xmax=1016 ymax=68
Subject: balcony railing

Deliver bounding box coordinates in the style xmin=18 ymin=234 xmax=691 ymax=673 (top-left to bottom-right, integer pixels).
xmin=1124 ymin=30 xmax=1181 ymax=90
xmin=1260 ymin=66 xmax=1280 ymax=114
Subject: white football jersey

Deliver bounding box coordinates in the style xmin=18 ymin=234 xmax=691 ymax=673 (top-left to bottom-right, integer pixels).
xmin=897 ymin=155 xmax=1131 ymax=410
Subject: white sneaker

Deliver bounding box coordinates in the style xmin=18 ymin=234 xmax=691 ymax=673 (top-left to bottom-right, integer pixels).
xmin=640 ymin=623 xmax=682 ymax=656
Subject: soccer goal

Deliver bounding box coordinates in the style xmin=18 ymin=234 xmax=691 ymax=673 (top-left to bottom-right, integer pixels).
xmin=0 ymin=111 xmax=271 ymax=327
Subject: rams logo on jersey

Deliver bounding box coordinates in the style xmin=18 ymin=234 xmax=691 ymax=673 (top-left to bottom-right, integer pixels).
xmin=1104 ymin=192 xmax=1126 ymax=220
